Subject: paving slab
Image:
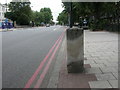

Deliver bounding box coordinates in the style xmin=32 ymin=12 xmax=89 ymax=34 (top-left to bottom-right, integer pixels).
xmin=100 ymin=67 xmax=118 ymax=73
xmin=104 ymin=62 xmax=118 ymax=67
xmin=95 ymin=73 xmax=116 ymax=81
xmin=112 ymin=72 xmax=118 ymax=80
xmin=90 ymin=63 xmax=106 ymax=67
xmin=108 ymin=80 xmax=118 ymax=88
xmin=93 ymin=60 xmax=109 ymax=64
xmin=89 ymin=81 xmax=112 ymax=88
xmin=85 ymin=67 xmax=102 ymax=74
xmin=85 ymin=60 xmax=96 ymax=64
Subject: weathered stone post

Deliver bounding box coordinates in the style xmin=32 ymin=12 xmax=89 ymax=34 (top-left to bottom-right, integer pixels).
xmin=67 ymin=28 xmax=84 ymax=73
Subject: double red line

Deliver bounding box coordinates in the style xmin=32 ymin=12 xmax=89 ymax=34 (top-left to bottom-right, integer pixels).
xmin=23 ymin=31 xmax=65 ymax=89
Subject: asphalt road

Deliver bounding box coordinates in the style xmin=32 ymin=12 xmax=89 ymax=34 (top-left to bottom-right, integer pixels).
xmin=2 ymin=26 xmax=66 ymax=88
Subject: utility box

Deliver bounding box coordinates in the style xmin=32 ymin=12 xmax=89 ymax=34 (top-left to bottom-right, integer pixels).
xmin=66 ymin=28 xmax=84 ymax=73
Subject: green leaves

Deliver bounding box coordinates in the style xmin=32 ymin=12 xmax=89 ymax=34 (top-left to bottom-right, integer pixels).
xmin=6 ymin=2 xmax=32 ymax=25
xmin=62 ymin=2 xmax=118 ymax=31
xmin=17 ymin=13 xmax=30 ymax=25
xmin=6 ymin=2 xmax=53 ymax=26
xmin=57 ymin=10 xmax=68 ymax=25
xmin=32 ymin=7 xmax=53 ymax=26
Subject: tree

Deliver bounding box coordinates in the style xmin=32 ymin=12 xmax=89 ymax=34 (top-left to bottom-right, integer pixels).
xmin=5 ymin=2 xmax=32 ymax=25
xmin=40 ymin=8 xmax=53 ymax=24
xmin=62 ymin=2 xmax=118 ymax=31
xmin=32 ymin=7 xmax=53 ymax=26
xmin=32 ymin=11 xmax=44 ymax=26
xmin=57 ymin=10 xmax=68 ymax=25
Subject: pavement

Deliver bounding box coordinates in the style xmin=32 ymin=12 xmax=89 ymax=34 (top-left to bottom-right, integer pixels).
xmin=48 ymin=30 xmax=119 ymax=89
xmin=1 ymin=27 xmax=119 ymax=89
xmin=84 ymin=30 xmax=118 ymax=89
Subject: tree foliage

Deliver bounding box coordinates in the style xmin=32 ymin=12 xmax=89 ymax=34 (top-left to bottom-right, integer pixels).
xmin=61 ymin=2 xmax=119 ymax=31
xmin=32 ymin=7 xmax=53 ymax=26
xmin=57 ymin=10 xmax=68 ymax=25
xmin=5 ymin=3 xmax=53 ymax=26
xmin=5 ymin=2 xmax=32 ymax=25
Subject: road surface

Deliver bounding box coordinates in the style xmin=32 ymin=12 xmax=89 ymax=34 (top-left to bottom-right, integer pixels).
xmin=2 ymin=26 xmax=66 ymax=88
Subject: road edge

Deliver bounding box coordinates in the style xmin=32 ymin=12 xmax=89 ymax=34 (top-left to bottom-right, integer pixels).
xmin=47 ymin=34 xmax=66 ymax=88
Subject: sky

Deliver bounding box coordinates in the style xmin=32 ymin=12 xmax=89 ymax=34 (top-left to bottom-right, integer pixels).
xmin=1 ymin=0 xmax=64 ymax=22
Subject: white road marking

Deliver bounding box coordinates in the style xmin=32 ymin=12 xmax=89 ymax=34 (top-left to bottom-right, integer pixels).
xmin=53 ymin=27 xmax=61 ymax=31
xmin=54 ymin=28 xmax=57 ymax=31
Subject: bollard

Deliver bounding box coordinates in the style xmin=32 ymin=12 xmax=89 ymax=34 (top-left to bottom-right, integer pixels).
xmin=67 ymin=28 xmax=84 ymax=73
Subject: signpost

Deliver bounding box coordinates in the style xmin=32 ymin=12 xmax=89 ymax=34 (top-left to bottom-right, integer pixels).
xmin=69 ymin=2 xmax=73 ymax=28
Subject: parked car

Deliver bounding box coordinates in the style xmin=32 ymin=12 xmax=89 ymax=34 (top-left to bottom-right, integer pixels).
xmin=1 ymin=21 xmax=13 ymax=29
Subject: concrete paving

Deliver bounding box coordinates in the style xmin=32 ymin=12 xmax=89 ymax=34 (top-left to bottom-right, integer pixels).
xmin=85 ymin=30 xmax=118 ymax=88
xmin=57 ymin=30 xmax=118 ymax=88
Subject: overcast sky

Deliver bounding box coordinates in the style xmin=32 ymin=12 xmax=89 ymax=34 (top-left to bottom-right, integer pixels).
xmin=1 ymin=0 xmax=64 ymax=22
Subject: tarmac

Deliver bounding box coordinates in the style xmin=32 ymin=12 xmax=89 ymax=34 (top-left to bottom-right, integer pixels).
xmin=48 ymin=30 xmax=119 ymax=89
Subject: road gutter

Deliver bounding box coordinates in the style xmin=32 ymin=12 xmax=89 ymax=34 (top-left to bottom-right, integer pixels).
xmin=47 ymin=35 xmax=66 ymax=88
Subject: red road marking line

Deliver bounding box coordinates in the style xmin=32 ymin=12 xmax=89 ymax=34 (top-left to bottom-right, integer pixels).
xmin=34 ymin=32 xmax=65 ymax=88
xmin=23 ymin=32 xmax=64 ymax=89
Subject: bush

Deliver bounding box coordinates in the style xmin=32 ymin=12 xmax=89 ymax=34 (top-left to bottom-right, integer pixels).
xmin=90 ymin=19 xmax=109 ymax=31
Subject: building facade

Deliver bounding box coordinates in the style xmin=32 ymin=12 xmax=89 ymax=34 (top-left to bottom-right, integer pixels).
xmin=0 ymin=3 xmax=6 ymax=22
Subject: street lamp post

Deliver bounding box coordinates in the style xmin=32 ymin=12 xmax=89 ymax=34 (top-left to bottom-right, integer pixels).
xmin=115 ymin=2 xmax=119 ymax=32
xmin=69 ymin=2 xmax=73 ymax=28
xmin=117 ymin=2 xmax=119 ymax=32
